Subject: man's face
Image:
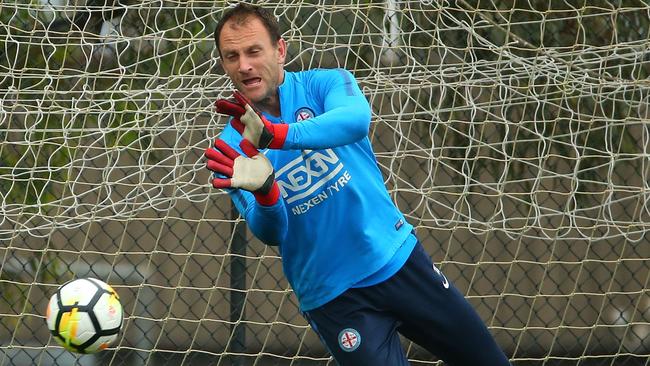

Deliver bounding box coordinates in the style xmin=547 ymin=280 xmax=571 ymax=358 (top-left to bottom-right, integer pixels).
xmin=218 ymin=17 xmax=286 ymax=104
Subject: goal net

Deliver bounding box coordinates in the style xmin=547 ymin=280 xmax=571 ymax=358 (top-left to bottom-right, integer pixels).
xmin=1 ymin=1 xmax=649 ymax=365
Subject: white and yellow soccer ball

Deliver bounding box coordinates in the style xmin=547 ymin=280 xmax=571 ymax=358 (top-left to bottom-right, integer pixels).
xmin=46 ymin=278 xmax=123 ymax=353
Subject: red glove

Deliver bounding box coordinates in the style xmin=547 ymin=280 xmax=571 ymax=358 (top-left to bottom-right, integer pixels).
xmin=205 ymin=138 xmax=280 ymax=206
xmin=214 ymin=91 xmax=288 ymax=149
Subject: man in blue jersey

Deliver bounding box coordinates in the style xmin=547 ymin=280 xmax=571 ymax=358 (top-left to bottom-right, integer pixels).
xmin=205 ymin=3 xmax=511 ymax=365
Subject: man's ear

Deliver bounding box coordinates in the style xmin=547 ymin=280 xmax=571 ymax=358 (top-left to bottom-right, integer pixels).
xmin=277 ymin=39 xmax=287 ymax=64
xmin=213 ymin=56 xmax=225 ymax=74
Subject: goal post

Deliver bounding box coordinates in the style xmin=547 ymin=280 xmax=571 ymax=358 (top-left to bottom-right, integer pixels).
xmin=1 ymin=1 xmax=649 ymax=365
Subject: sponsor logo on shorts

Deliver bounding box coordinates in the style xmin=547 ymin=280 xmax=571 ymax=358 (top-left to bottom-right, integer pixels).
xmin=338 ymin=328 xmax=361 ymax=352
xmin=433 ymin=264 xmax=450 ymax=289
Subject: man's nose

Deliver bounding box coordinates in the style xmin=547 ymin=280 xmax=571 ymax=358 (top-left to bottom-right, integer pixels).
xmin=238 ymin=56 xmax=253 ymax=72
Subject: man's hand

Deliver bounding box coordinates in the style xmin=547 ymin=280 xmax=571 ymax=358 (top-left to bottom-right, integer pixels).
xmin=205 ymin=138 xmax=281 ymax=206
xmin=214 ymin=91 xmax=288 ymax=149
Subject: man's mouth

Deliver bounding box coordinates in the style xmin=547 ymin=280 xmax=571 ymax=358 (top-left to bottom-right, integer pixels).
xmin=242 ymin=77 xmax=262 ymax=86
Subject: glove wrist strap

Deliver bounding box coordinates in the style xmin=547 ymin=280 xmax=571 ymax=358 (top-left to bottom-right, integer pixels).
xmin=268 ymin=123 xmax=289 ymax=149
xmin=253 ymin=182 xmax=281 ymax=206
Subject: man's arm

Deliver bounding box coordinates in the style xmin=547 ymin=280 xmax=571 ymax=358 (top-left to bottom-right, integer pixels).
xmin=228 ymin=189 xmax=288 ymax=246
xmin=207 ymin=130 xmax=288 ymax=246
xmin=216 ymin=68 xmax=372 ymax=151
xmin=283 ymin=68 xmax=372 ymax=150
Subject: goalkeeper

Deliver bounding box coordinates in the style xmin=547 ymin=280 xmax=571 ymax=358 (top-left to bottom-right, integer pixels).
xmin=205 ymin=3 xmax=510 ymax=365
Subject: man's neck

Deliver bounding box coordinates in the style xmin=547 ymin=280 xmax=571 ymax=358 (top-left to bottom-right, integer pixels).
xmin=256 ymin=69 xmax=284 ymax=118
xmin=257 ymin=95 xmax=281 ymax=117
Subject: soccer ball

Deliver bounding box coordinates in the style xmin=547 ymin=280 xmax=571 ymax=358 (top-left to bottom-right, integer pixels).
xmin=46 ymin=278 xmax=123 ymax=353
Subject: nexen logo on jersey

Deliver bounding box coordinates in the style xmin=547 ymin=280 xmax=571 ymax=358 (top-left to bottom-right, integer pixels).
xmin=274 ymin=149 xmax=351 ymax=215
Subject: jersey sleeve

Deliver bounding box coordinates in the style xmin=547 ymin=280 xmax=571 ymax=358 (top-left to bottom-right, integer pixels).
xmin=228 ymin=189 xmax=287 ymax=246
xmin=282 ymin=68 xmax=372 ymax=150
xmin=216 ymin=125 xmax=288 ymax=246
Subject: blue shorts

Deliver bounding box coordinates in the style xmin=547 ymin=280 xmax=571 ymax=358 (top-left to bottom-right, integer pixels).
xmin=303 ymin=242 xmax=511 ymax=366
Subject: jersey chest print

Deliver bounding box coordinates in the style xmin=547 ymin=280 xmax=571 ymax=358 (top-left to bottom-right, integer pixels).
xmin=274 ymin=149 xmax=351 ymax=215
xmin=274 ymin=107 xmax=351 ymax=215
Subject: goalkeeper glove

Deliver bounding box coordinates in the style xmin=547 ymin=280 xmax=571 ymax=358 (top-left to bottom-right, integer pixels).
xmin=214 ymin=91 xmax=288 ymax=149
xmin=205 ymin=138 xmax=281 ymax=206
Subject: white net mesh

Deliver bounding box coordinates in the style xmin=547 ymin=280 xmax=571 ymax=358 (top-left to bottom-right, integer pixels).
xmin=1 ymin=1 xmax=649 ymax=365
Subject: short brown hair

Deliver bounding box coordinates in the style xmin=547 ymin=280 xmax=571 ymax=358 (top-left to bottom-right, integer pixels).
xmin=214 ymin=3 xmax=281 ymax=56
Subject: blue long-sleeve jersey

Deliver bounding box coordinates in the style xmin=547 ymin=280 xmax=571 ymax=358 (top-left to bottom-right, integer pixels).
xmin=219 ymin=68 xmax=413 ymax=311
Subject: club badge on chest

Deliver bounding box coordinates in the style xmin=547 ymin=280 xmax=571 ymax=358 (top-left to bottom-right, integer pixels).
xmin=295 ymin=107 xmax=315 ymax=122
